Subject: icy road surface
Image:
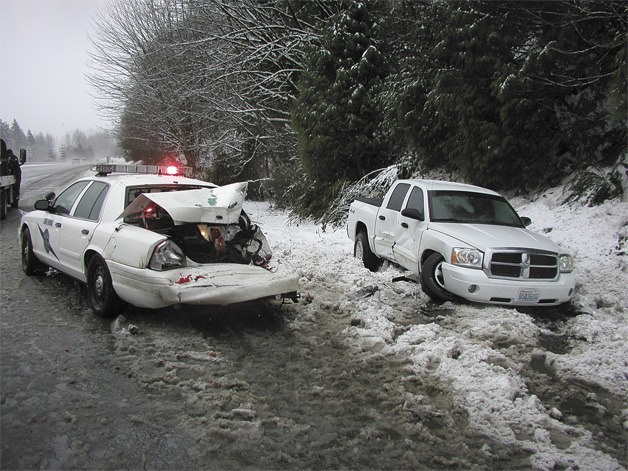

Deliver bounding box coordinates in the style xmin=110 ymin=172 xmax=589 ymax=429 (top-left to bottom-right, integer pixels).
xmin=1 ymin=164 xmax=626 ymax=470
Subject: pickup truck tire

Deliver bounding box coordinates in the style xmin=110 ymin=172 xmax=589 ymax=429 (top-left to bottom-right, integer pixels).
xmin=21 ymin=227 xmax=45 ymax=275
xmin=421 ymin=253 xmax=458 ymax=303
xmin=87 ymin=255 xmax=125 ymax=318
xmin=354 ymin=231 xmax=380 ymax=272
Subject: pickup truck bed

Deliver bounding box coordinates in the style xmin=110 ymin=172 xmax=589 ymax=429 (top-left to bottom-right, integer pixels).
xmin=354 ymin=196 xmax=383 ymax=207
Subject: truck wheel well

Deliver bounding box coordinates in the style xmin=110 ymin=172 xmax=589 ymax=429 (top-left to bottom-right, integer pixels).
xmin=355 ymin=222 xmax=367 ymax=237
xmin=420 ymin=249 xmax=438 ymax=272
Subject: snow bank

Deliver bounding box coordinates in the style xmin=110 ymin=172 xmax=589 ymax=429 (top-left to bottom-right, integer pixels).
xmin=244 ymin=183 xmax=627 ymax=470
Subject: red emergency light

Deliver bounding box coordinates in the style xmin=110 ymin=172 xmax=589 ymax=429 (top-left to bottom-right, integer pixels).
xmin=164 ymin=165 xmax=180 ymax=175
xmin=93 ymin=164 xmax=191 ymax=177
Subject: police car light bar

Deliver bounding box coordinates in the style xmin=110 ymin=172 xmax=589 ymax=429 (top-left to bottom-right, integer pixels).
xmin=93 ymin=164 xmax=191 ymax=177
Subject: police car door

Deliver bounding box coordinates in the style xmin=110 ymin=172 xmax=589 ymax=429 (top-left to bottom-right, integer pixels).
xmin=58 ymin=181 xmax=109 ymax=280
xmin=34 ymin=181 xmax=90 ymax=270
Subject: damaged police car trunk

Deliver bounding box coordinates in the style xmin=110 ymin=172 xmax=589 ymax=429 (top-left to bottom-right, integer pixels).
xmin=109 ymin=183 xmax=300 ymax=311
xmin=121 ymin=183 xmax=273 ymax=268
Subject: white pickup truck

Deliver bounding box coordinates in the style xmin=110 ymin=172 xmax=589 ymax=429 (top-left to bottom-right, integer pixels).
xmin=347 ymin=179 xmax=576 ymax=306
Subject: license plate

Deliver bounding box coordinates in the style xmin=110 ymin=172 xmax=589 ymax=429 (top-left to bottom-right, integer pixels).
xmin=518 ymin=288 xmax=540 ymax=303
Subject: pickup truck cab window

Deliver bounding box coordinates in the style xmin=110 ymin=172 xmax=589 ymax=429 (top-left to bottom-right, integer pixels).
xmin=386 ymin=183 xmax=410 ymax=211
xmin=405 ymin=186 xmax=425 ymax=220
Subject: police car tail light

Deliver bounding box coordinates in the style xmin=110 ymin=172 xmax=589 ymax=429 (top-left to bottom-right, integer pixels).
xmin=149 ymin=240 xmax=187 ymax=271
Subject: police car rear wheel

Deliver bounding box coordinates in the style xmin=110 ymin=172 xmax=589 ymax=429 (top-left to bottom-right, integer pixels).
xmin=87 ymin=255 xmax=124 ymax=318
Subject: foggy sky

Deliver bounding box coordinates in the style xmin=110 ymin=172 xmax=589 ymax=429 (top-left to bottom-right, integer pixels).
xmin=0 ymin=0 xmax=110 ymax=139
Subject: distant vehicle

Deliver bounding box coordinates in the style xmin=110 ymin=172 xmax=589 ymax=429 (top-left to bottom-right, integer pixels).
xmin=19 ymin=164 xmax=299 ymax=317
xmin=0 ymin=138 xmax=26 ymax=220
xmin=347 ymin=179 xmax=575 ymax=306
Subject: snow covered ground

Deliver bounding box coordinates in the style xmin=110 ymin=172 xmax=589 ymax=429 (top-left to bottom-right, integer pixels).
xmin=244 ymin=182 xmax=627 ymax=470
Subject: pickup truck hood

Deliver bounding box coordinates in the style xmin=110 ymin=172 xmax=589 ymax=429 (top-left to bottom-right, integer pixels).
xmin=119 ymin=182 xmax=247 ymax=224
xmin=428 ymin=223 xmax=563 ymax=253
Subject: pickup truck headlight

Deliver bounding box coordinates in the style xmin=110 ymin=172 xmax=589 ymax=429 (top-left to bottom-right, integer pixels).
xmin=149 ymin=239 xmax=187 ymax=271
xmin=451 ymin=248 xmax=484 ymax=269
xmin=559 ymin=254 xmax=574 ymax=273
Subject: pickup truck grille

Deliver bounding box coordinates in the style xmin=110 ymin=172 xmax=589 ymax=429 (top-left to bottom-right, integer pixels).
xmin=486 ymin=250 xmax=558 ymax=280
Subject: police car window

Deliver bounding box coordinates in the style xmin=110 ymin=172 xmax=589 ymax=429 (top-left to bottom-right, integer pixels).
xmin=74 ymin=182 xmax=109 ymax=221
xmin=386 ymin=183 xmax=410 ymax=211
xmin=54 ymin=181 xmax=90 ymax=215
xmin=125 ymin=185 xmax=206 ymax=207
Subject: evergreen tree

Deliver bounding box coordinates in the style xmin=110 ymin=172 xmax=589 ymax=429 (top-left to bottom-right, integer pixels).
xmin=380 ymin=0 xmax=626 ymax=192
xmin=26 ymin=130 xmax=36 ymax=146
xmin=7 ymin=120 xmax=26 ymax=150
xmin=292 ymin=0 xmax=389 ymax=186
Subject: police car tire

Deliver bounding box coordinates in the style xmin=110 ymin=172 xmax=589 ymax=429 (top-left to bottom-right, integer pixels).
xmin=21 ymin=227 xmax=44 ymax=275
xmin=87 ymin=255 xmax=125 ymax=318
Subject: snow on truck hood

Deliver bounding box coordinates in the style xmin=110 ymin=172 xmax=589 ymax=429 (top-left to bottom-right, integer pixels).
xmin=119 ymin=182 xmax=248 ymax=224
xmin=429 ymin=222 xmax=566 ymax=253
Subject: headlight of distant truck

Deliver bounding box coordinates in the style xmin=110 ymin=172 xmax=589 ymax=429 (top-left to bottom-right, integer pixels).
xmin=149 ymin=239 xmax=187 ymax=270
xmin=559 ymin=254 xmax=574 ymax=273
xmin=451 ymin=248 xmax=483 ymax=269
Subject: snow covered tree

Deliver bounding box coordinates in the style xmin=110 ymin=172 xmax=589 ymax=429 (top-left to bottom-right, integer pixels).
xmin=9 ymin=120 xmax=26 ymax=150
xmin=292 ymin=1 xmax=389 ymax=192
xmin=380 ymin=0 xmax=626 ymax=192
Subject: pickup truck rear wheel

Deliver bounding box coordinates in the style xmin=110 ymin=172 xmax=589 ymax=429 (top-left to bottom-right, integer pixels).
xmin=421 ymin=253 xmax=458 ymax=303
xmin=354 ymin=231 xmax=380 ymax=272
xmin=87 ymin=255 xmax=125 ymax=318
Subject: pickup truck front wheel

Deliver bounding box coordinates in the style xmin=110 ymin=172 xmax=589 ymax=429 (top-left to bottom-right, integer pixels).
xmin=355 ymin=231 xmax=380 ymax=272
xmin=421 ymin=253 xmax=458 ymax=303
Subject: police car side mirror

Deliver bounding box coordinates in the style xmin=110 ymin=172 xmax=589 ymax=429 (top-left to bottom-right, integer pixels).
xmin=34 ymin=199 xmax=52 ymax=211
xmin=520 ymin=217 xmax=532 ymax=227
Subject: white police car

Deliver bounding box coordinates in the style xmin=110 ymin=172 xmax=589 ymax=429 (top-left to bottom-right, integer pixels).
xmin=19 ymin=164 xmax=299 ymax=317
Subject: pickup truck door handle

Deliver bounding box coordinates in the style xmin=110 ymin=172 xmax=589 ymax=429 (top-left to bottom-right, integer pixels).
xmin=378 ymin=215 xmax=386 ymax=221
xmin=400 ymin=222 xmax=409 ymax=228
xmin=81 ymin=229 xmax=90 ymax=235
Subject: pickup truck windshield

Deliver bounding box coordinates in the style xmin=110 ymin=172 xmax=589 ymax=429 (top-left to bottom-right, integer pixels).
xmin=428 ymin=190 xmax=523 ymax=227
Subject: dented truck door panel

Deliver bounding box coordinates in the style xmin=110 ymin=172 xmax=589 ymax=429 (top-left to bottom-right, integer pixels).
xmin=392 ymin=184 xmax=427 ymax=271
xmin=373 ymin=182 xmax=411 ymax=259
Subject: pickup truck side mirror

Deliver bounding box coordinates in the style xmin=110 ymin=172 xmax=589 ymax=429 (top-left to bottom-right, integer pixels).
xmin=19 ymin=149 xmax=27 ymax=165
xmin=520 ymin=216 xmax=532 ymax=227
xmin=401 ymin=208 xmax=424 ymax=221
